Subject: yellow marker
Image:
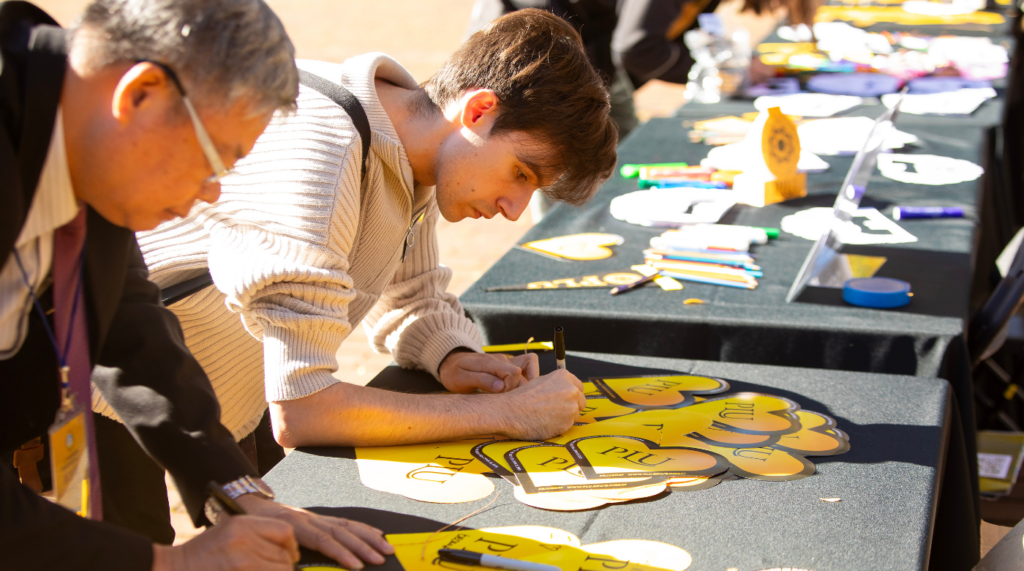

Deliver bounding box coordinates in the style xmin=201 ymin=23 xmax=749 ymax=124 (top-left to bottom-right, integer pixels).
xmin=483 ymin=341 xmax=553 ymax=353
xmin=79 ymin=479 xmax=89 ymax=519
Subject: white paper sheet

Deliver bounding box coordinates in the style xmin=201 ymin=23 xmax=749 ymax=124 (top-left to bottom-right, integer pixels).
xmin=782 ymin=207 xmax=919 ymax=244
xmin=876 ymin=154 xmax=984 ymax=185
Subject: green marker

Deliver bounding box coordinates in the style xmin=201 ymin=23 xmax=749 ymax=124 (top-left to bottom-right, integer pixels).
xmin=620 ymin=162 xmax=689 ymax=178
xmin=754 ymin=227 xmax=780 ymax=239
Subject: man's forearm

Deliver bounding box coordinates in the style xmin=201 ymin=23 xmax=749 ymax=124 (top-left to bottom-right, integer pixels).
xmin=269 ymin=382 xmax=517 ymax=448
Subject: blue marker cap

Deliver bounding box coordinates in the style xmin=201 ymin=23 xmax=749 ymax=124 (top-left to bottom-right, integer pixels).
xmin=843 ymin=277 xmax=911 ymax=309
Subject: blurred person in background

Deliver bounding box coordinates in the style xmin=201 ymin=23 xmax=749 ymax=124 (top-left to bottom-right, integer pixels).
xmin=468 ymin=0 xmax=816 ymax=219
xmin=0 ymin=1 xmax=391 ymax=569
xmin=123 ymin=9 xmax=616 ymax=518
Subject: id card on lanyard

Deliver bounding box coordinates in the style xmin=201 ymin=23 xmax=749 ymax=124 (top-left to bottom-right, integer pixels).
xmin=48 ymin=402 xmax=91 ymax=517
xmin=13 ymin=245 xmax=95 ymax=518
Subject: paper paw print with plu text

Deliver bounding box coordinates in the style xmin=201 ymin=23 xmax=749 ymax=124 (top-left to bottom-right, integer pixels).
xmin=353 ymin=374 xmax=849 ymax=510
xmin=388 ymin=525 xmax=693 ymax=571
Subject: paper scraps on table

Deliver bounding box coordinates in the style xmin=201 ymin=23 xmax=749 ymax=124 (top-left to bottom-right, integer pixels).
xmin=882 ymin=88 xmax=996 ymax=116
xmin=876 ymin=154 xmax=984 ymax=186
xmin=388 ymin=525 xmax=692 ymax=571
xmin=754 ymin=93 xmax=863 ymax=118
xmin=798 ymin=117 xmax=918 ymax=156
xmin=518 ymin=233 xmax=624 ymax=261
xmin=610 ymin=189 xmax=737 ymax=227
xmin=354 ymin=375 xmax=850 ymax=511
xmin=782 ymin=207 xmax=918 ymax=245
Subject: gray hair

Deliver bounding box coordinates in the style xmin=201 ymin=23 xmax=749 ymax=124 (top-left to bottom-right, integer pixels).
xmin=72 ymin=0 xmax=298 ymax=116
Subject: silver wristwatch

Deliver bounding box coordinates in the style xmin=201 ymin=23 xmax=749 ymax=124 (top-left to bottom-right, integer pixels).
xmin=204 ymin=475 xmax=275 ymax=522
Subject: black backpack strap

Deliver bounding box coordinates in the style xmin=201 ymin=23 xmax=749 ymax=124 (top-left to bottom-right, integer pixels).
xmin=298 ymin=69 xmax=371 ymax=179
xmin=161 ymin=70 xmax=373 ymax=306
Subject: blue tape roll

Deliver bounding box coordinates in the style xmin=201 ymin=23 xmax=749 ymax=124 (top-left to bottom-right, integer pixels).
xmin=842 ymin=277 xmax=911 ymax=308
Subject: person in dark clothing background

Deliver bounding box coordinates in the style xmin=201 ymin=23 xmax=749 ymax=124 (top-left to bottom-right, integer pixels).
xmin=468 ymin=0 xmax=818 ymax=139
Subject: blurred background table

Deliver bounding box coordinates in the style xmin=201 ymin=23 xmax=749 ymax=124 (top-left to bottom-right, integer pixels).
xmin=266 ymin=351 xmax=974 ymax=570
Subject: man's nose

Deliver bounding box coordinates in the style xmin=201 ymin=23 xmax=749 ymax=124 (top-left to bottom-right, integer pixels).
xmin=500 ymin=191 xmax=533 ymax=222
xmin=197 ymin=181 xmax=222 ymax=205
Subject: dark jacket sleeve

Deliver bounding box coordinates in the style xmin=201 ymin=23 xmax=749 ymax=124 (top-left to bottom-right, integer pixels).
xmin=612 ymin=0 xmax=696 ymax=86
xmin=0 ymin=466 xmax=153 ymax=570
xmin=90 ymin=232 xmax=255 ymax=527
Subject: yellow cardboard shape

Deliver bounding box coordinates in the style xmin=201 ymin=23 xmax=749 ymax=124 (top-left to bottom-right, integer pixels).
xmin=771 ymin=411 xmax=851 ymax=456
xmin=761 ymin=107 xmax=806 ymax=204
xmin=687 ymin=424 xmax=779 ymax=449
xmin=508 ymin=443 xmax=668 ymax=496
xmin=471 ymin=439 xmax=540 ymax=484
xmin=389 ymin=527 xmax=689 ymax=570
xmin=673 ymin=435 xmax=815 ymax=481
xmin=355 ymin=439 xmax=494 ymax=503
xmin=620 ymin=408 xmax=714 ymax=438
xmin=584 ymin=539 xmax=692 ymax=571
xmin=687 ymin=393 xmax=802 ymax=436
xmin=576 ymin=397 xmax=639 ymax=424
xmin=513 ymin=486 xmax=620 ymax=511
xmin=590 ymin=375 xmax=729 ymax=410
xmin=580 ymin=381 xmax=604 ymax=397
xmin=568 ymin=435 xmax=728 ymax=480
xmin=520 ymin=233 xmax=625 ymax=261
xmin=547 ymin=420 xmax=663 ymax=446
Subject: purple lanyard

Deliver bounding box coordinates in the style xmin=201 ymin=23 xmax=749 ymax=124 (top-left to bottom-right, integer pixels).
xmin=12 ymin=243 xmax=86 ymax=406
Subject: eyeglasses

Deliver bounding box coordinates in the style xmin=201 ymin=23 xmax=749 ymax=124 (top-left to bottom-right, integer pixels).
xmin=141 ymin=60 xmax=236 ymax=185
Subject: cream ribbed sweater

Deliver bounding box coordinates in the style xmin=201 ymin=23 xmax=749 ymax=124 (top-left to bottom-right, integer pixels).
xmin=92 ymin=54 xmax=483 ymax=439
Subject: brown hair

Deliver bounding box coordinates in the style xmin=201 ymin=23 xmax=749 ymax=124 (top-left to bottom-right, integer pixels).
xmin=424 ymin=9 xmax=618 ymax=206
xmin=743 ymin=0 xmax=819 ymax=27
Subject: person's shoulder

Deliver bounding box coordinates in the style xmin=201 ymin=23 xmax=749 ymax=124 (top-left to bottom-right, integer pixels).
xmin=0 ymin=2 xmax=59 ymax=36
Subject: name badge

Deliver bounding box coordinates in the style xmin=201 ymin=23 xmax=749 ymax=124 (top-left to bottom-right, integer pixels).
xmin=48 ymin=404 xmax=92 ymax=518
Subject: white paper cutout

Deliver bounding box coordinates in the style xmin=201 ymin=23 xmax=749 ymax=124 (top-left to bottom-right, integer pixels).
xmin=753 ymin=93 xmax=864 ymax=118
xmin=881 ymin=88 xmax=997 ymax=116
xmin=798 ymin=117 xmax=918 ymax=156
xmin=782 ymin=207 xmax=919 ymax=244
xmin=876 ymin=154 xmax=984 ymax=185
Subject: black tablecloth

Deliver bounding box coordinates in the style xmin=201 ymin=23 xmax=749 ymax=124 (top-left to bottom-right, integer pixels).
xmin=265 ymin=352 xmax=976 ymax=570
xmin=459 ymin=117 xmax=986 ymax=509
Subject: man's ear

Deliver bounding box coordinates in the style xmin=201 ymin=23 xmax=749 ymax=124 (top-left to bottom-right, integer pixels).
xmin=459 ymin=89 xmax=499 ymax=133
xmin=111 ymin=62 xmax=174 ymax=125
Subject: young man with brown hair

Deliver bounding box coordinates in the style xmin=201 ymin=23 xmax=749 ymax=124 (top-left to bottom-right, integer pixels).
xmin=94 ymin=7 xmax=618 ymax=540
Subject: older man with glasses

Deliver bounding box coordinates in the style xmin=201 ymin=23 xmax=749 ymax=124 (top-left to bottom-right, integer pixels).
xmin=0 ymin=1 xmax=391 ymax=570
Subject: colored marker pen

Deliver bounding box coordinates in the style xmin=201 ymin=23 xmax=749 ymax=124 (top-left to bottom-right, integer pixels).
xmin=638 ymin=180 xmax=729 ymax=190
xmin=553 ymin=326 xmax=566 ymax=370
xmin=438 ymin=549 xmax=560 ymax=571
xmin=892 ymin=206 xmax=964 ymax=220
xmin=620 ymin=162 xmax=689 ymax=178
